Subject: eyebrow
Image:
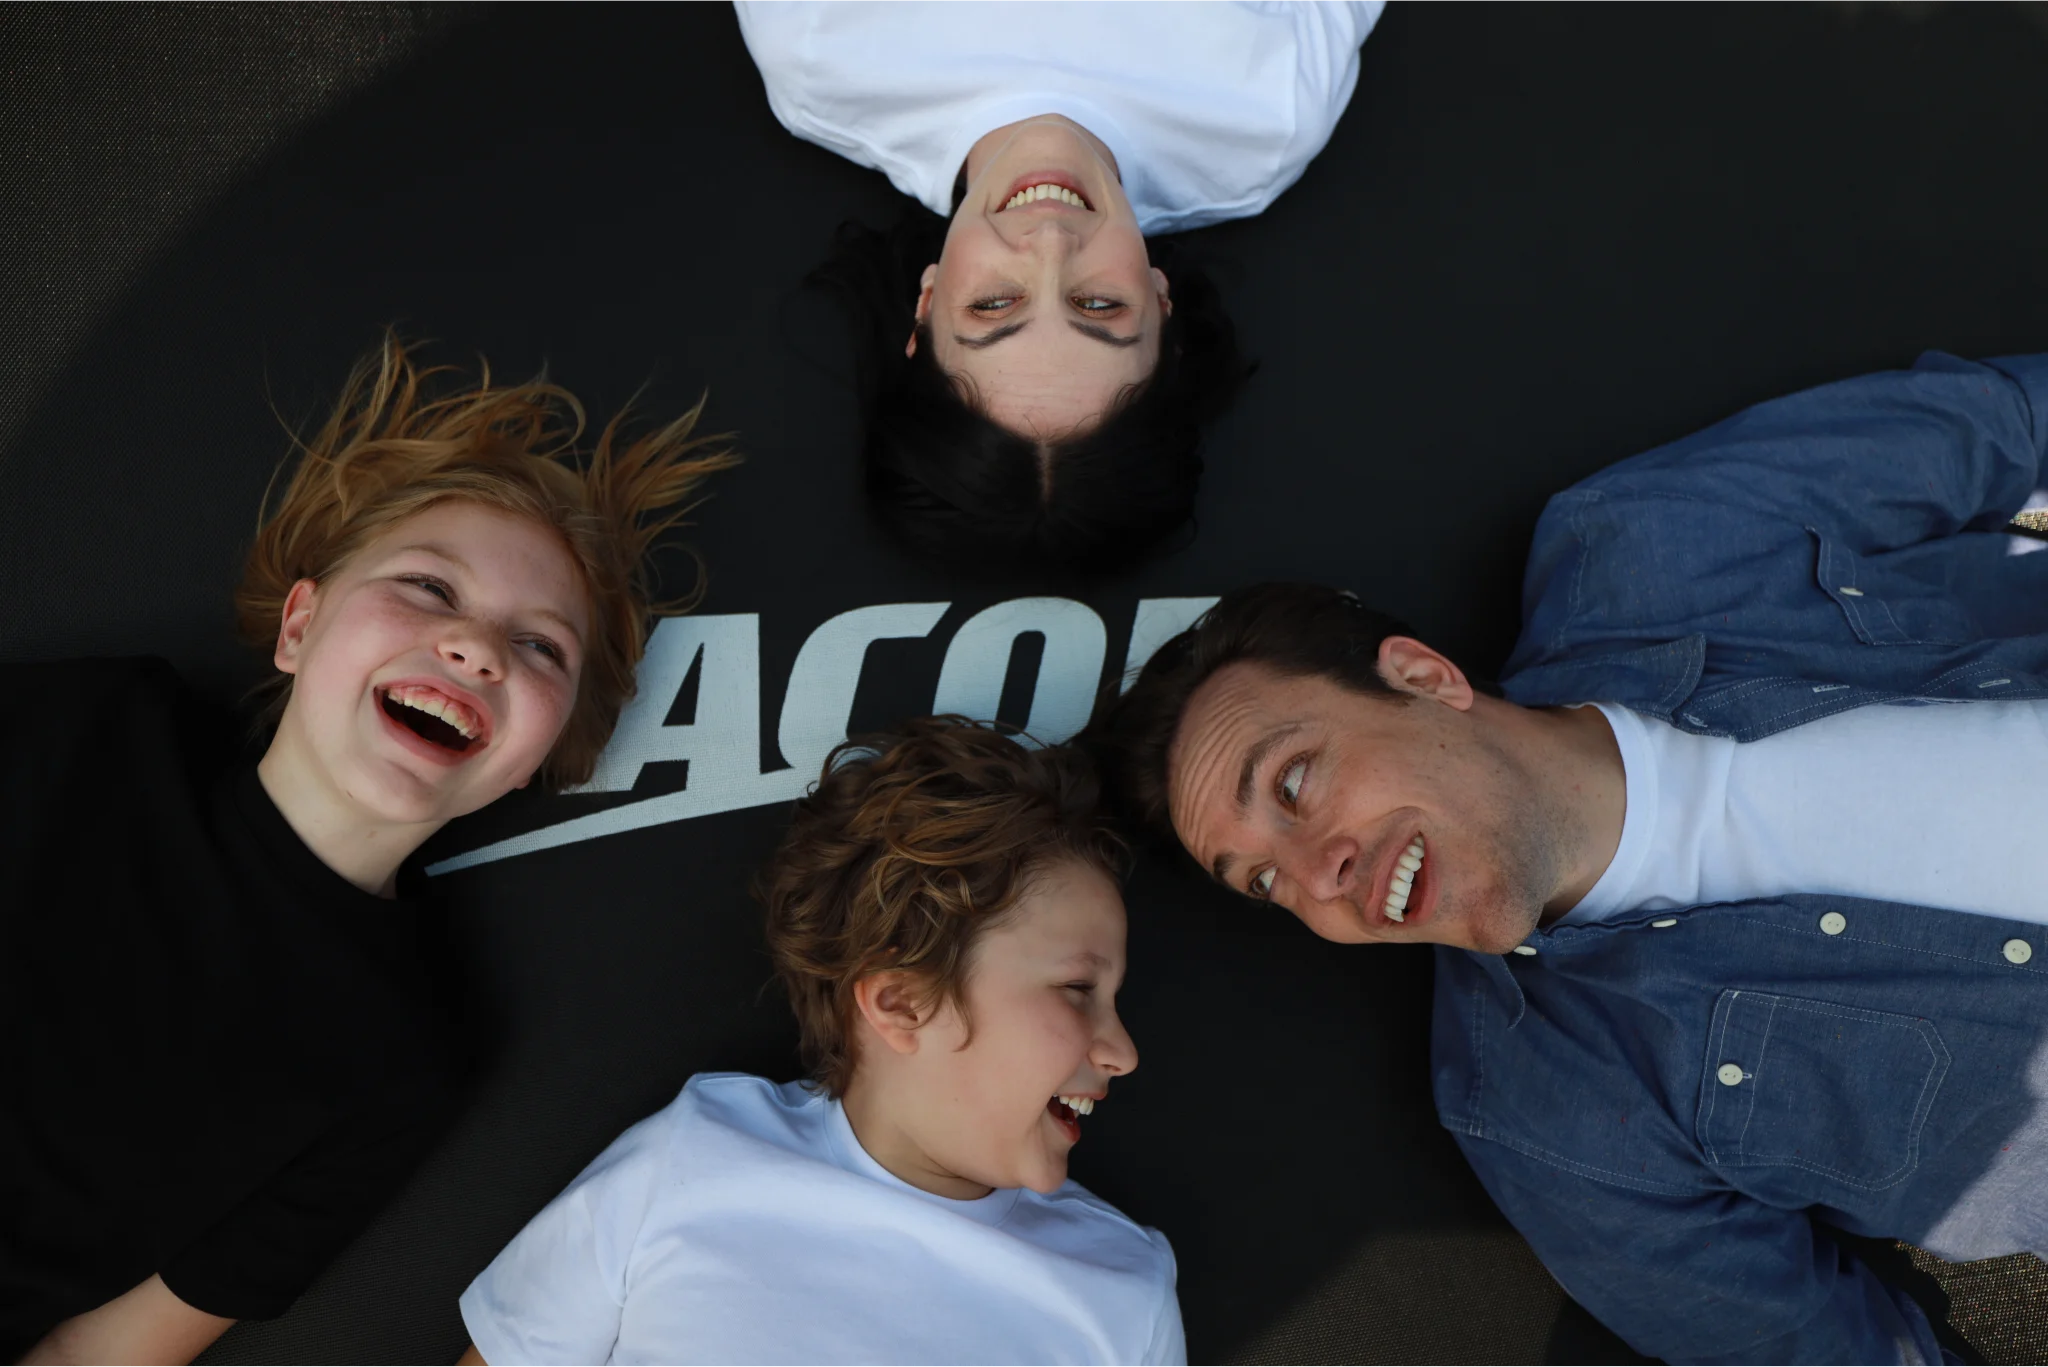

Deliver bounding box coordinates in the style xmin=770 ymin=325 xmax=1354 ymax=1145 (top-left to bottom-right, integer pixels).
xmin=1207 ymin=724 xmax=1304 ymax=887
xmin=1069 ymin=320 xmax=1142 ymax=348
xmin=394 ymin=543 xmax=585 ymax=644
xmin=954 ymin=320 xmax=1030 ymax=350
xmin=951 ymin=319 xmax=1145 ymax=351
xmin=1236 ymin=724 xmax=1303 ymax=813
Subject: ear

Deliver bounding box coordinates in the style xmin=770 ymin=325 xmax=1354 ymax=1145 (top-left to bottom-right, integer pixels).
xmin=1151 ymin=265 xmax=1172 ymax=318
xmin=1377 ymin=636 xmax=1475 ymax=711
xmin=851 ymin=969 xmax=935 ymax=1057
xmin=272 ymin=578 xmax=321 ymax=675
xmin=905 ymin=264 xmax=939 ymax=358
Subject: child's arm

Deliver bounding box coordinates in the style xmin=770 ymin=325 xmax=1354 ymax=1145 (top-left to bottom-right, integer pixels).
xmin=18 ymin=1274 xmax=235 ymax=1366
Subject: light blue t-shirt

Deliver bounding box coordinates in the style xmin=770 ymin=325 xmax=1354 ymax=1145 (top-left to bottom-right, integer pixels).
xmin=460 ymin=1073 xmax=1185 ymax=1365
xmin=1567 ymin=700 xmax=2048 ymax=926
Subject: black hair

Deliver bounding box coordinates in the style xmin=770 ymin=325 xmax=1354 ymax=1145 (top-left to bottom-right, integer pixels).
xmin=1081 ymin=583 xmax=1414 ymax=844
xmin=807 ymin=205 xmax=1253 ymax=576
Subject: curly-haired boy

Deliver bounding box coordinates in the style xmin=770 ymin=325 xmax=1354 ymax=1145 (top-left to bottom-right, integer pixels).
xmin=458 ymin=719 xmax=1185 ymax=1365
xmin=2 ymin=337 xmax=735 ymax=1365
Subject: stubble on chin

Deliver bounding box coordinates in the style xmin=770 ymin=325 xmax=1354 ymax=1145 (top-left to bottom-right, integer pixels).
xmin=1468 ymin=741 xmax=1579 ymax=953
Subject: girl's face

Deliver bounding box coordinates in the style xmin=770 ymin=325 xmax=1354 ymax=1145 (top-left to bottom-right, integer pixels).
xmin=893 ymin=859 xmax=1140 ymax=1196
xmin=271 ymin=498 xmax=590 ymax=830
xmin=913 ymin=116 xmax=1171 ymax=441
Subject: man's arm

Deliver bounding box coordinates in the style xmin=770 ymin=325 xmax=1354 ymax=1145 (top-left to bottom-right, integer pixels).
xmin=1460 ymin=1136 xmax=1949 ymax=1365
xmin=455 ymin=1344 xmax=487 ymax=1365
xmin=1505 ymin=352 xmax=2048 ymax=694
xmin=18 ymin=1275 xmax=235 ymax=1367
xmin=1579 ymin=351 xmax=2048 ymax=553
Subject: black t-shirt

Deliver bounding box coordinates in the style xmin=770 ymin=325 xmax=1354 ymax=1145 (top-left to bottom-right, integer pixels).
xmin=0 ymin=658 xmax=462 ymax=1357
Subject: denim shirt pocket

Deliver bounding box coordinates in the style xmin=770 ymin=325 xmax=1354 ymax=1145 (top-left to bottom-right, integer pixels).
xmin=1697 ymin=989 xmax=1952 ymax=1193
xmin=1810 ymin=529 xmax=1973 ymax=646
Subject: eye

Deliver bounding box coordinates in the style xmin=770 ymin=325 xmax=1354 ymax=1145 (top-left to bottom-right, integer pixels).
xmin=969 ymin=295 xmax=1019 ymax=315
xmin=522 ymin=638 xmax=564 ymax=663
xmin=402 ymin=574 xmax=452 ymax=603
xmin=1071 ymin=295 xmax=1123 ymax=315
xmin=1061 ymin=981 xmax=1096 ymax=996
xmin=1249 ymin=867 xmax=1276 ymax=900
xmin=1276 ymin=757 xmax=1308 ymax=809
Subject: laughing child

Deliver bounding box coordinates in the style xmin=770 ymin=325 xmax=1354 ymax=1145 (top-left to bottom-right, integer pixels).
xmin=2 ymin=337 xmax=736 ymax=1365
xmin=456 ymin=719 xmax=1186 ymax=1365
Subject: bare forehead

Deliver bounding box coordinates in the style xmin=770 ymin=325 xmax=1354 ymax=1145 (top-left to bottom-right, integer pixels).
xmin=1165 ymin=663 xmax=1292 ymax=838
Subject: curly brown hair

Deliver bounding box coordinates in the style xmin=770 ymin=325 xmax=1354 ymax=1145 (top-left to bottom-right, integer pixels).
xmin=757 ymin=717 xmax=1126 ymax=1098
xmin=235 ymin=333 xmax=739 ymax=790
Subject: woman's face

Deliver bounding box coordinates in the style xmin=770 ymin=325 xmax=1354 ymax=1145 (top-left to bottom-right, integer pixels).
xmin=913 ymin=116 xmax=1171 ymax=441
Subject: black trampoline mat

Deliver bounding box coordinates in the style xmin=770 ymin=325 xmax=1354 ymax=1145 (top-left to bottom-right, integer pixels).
xmin=5 ymin=3 xmax=2048 ymax=1362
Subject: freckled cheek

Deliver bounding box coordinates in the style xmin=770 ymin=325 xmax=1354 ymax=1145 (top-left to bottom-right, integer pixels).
xmin=305 ymin=601 xmax=411 ymax=691
xmin=515 ymin=674 xmax=577 ymax=751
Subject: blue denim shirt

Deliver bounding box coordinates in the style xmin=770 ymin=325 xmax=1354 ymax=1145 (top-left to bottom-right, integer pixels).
xmin=1434 ymin=353 xmax=2048 ymax=1365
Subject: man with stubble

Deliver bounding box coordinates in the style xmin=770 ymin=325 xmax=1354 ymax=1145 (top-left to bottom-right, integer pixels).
xmin=1090 ymin=352 xmax=2048 ymax=1365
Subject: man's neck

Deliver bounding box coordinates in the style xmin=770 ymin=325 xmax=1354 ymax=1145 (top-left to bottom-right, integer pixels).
xmin=1530 ymin=702 xmax=1628 ymax=923
xmin=255 ymin=728 xmax=439 ymax=899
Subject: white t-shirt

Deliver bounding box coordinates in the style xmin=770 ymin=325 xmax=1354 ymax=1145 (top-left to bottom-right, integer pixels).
xmin=733 ymin=1 xmax=1383 ymax=235
xmin=1565 ymin=701 xmax=2048 ymax=926
xmin=460 ymin=1073 xmax=1186 ymax=1366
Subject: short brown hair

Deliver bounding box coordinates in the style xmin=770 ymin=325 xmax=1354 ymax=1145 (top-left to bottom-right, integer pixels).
xmin=1084 ymin=583 xmax=1413 ymax=844
xmin=235 ymin=333 xmax=739 ymax=790
xmin=757 ymin=718 xmax=1125 ymax=1098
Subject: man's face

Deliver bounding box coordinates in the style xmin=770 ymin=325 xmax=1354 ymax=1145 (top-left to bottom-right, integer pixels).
xmin=273 ymin=499 xmax=590 ymax=829
xmin=914 ymin=117 xmax=1169 ymax=441
xmin=900 ymin=859 xmax=1139 ymax=1195
xmin=1166 ymin=656 xmax=1566 ymax=954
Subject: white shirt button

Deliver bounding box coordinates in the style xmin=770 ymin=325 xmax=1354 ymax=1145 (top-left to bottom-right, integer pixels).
xmin=2004 ymin=939 xmax=2033 ymax=965
xmin=1819 ymin=912 xmax=1848 ymax=936
xmin=1511 ymin=945 xmax=1538 ymax=957
xmin=1651 ymin=918 xmax=1679 ymax=929
xmin=1717 ymin=1063 xmax=1745 ymax=1087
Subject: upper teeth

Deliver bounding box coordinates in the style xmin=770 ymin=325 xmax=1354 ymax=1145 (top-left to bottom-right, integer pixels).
xmin=1055 ymin=1094 xmax=1095 ymax=1116
xmin=1384 ymin=837 xmax=1425 ymax=923
xmin=385 ymin=685 xmax=480 ymax=740
xmin=1004 ymin=183 xmax=1088 ymax=210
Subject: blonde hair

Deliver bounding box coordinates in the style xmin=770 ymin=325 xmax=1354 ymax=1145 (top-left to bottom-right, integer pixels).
xmin=236 ymin=334 xmax=739 ymax=790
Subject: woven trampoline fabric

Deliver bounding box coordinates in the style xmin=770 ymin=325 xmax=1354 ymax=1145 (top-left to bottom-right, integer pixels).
xmin=1234 ymin=1230 xmax=1575 ymax=1365
xmin=0 ymin=1 xmax=469 ymax=458
xmin=4 ymin=4 xmax=2048 ymax=1364
xmin=1906 ymin=1246 xmax=2048 ymax=1364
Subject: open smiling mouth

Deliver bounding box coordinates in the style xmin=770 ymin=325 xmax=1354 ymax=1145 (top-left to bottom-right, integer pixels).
xmin=1046 ymin=1093 xmax=1095 ymax=1142
xmin=379 ymin=685 xmax=480 ymax=754
xmin=1384 ymin=835 xmax=1427 ymax=924
xmin=1003 ymin=182 xmax=1091 ymax=211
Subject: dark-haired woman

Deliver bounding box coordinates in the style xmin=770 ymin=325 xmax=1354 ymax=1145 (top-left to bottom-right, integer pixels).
xmin=736 ymin=0 xmax=1382 ymax=573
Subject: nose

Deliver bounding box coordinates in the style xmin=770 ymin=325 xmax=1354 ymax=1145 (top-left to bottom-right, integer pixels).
xmin=438 ymin=620 xmax=509 ymax=680
xmin=999 ymin=212 xmax=1083 ymax=256
xmin=1298 ymin=829 xmax=1362 ymax=905
xmin=1092 ymin=1011 xmax=1139 ymax=1079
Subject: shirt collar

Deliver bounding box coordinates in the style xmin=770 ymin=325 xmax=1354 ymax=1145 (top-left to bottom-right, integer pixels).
xmin=1555 ymin=704 xmax=1658 ymax=926
xmin=937 ymin=93 xmax=1140 ymax=218
xmin=1502 ymin=634 xmax=1706 ymax=720
xmin=823 ymin=1096 xmax=1024 ymax=1228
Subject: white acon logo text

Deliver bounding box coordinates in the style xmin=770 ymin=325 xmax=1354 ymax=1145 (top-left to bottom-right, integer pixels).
xmin=427 ymin=595 xmax=1216 ymax=874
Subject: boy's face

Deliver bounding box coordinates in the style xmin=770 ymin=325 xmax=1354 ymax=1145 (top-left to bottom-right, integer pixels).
xmin=908 ymin=859 xmax=1139 ymax=1195
xmin=273 ymin=499 xmax=589 ymax=828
